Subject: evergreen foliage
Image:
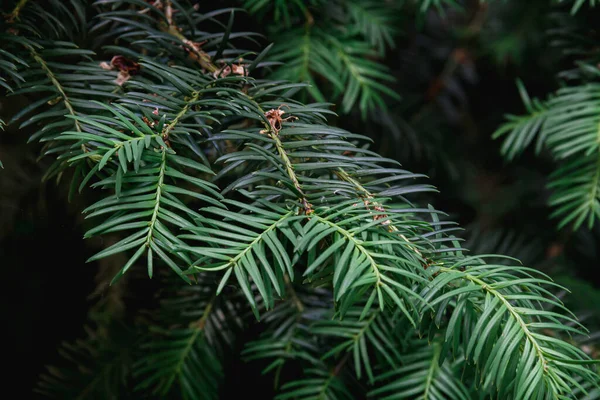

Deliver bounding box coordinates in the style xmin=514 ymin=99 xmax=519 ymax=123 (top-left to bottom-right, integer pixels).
xmin=1 ymin=0 xmax=599 ymax=399
xmin=245 ymin=0 xmax=401 ymax=117
xmin=495 ymin=13 xmax=600 ymax=230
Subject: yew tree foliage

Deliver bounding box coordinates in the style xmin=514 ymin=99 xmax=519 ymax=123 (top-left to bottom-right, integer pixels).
xmin=1 ymin=0 xmax=599 ymax=399
xmin=492 ymin=0 xmax=600 ymax=232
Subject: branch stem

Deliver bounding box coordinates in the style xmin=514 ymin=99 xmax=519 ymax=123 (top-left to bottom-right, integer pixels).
xmin=162 ymin=90 xmax=201 ymax=141
xmin=242 ymin=95 xmax=313 ymax=215
xmin=8 ymin=0 xmax=28 ymax=22
xmin=145 ymin=149 xmax=167 ymax=247
xmin=334 ymin=168 xmax=423 ymax=259
xmin=31 ymin=48 xmax=82 ymax=133
xmin=285 ymin=274 xmax=305 ymax=313
xmin=159 ymin=0 xmax=218 ymax=73
xmin=270 ymin=129 xmax=313 ymax=214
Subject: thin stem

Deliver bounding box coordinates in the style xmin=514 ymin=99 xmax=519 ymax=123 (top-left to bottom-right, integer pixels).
xmin=8 ymin=0 xmax=29 ymax=22
xmin=334 ymin=168 xmax=423 ymax=259
xmin=242 ymin=94 xmax=313 ymax=215
xmin=162 ymin=90 xmax=201 ymax=141
xmin=145 ymin=149 xmax=167 ymax=247
xmin=193 ymin=295 xmax=216 ymax=330
xmin=158 ymin=1 xmax=218 ymax=73
xmin=31 ymin=48 xmax=81 ymax=133
xmin=303 ymin=6 xmax=314 ymax=26
xmin=285 ymin=274 xmax=305 ymax=313
xmin=270 ymin=129 xmax=313 ymax=214
xmin=172 ymin=296 xmax=216 ymax=379
xmin=332 ymin=352 xmax=350 ymax=377
xmin=134 ymin=87 xmax=201 ymax=220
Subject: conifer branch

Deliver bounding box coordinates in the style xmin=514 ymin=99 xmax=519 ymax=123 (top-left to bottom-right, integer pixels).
xmin=4 ymin=2 xmax=597 ymax=398
xmin=438 ymin=265 xmax=549 ymax=367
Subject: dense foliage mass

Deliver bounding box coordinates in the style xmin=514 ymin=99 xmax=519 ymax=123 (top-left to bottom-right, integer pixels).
xmin=1 ymin=0 xmax=599 ymax=399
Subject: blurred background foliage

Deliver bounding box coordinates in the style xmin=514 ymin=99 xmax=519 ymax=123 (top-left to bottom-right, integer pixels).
xmin=2 ymin=0 xmax=600 ymax=395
